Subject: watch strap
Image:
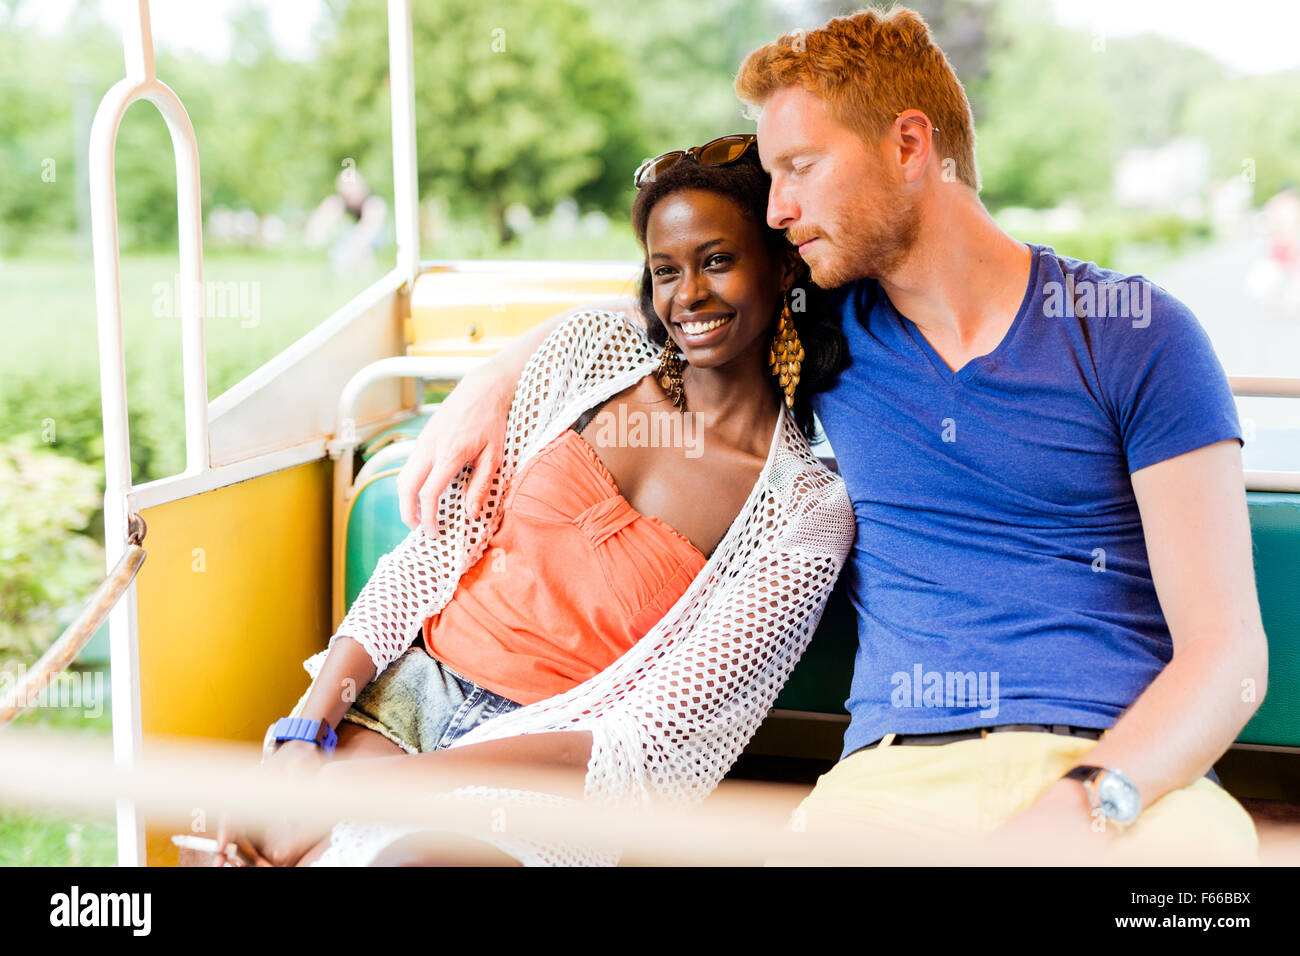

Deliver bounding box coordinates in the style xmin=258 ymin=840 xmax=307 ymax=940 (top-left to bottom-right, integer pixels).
xmin=1063 ymin=764 xmax=1103 ymax=783
xmin=271 ymin=716 xmax=338 ymax=756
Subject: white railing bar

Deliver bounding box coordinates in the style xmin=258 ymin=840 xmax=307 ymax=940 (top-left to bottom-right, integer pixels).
xmin=1244 ymin=471 xmax=1300 ymax=494
xmin=332 ymin=356 xmax=485 ymax=447
xmin=417 ymin=258 xmax=643 ymax=277
xmin=1230 ymin=377 xmax=1300 ymax=399
xmin=91 ymin=11 xmax=211 ymax=514
xmin=359 ymin=440 xmax=418 ymax=477
xmin=121 ymin=0 xmax=154 ymax=83
xmin=388 ymin=0 xmax=420 ymax=288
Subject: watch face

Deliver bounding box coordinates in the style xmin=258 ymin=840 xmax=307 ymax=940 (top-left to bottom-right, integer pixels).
xmin=1097 ymin=772 xmax=1140 ymax=825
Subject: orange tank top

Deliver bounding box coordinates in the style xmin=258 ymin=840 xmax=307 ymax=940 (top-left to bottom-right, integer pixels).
xmin=421 ymin=425 xmax=708 ymax=705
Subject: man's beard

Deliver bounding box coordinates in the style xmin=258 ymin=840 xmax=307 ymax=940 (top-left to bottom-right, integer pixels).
xmin=808 ymin=185 xmax=920 ymax=289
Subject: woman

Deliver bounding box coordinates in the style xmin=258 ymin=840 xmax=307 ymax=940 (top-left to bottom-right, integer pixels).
xmin=219 ymin=135 xmax=855 ymax=866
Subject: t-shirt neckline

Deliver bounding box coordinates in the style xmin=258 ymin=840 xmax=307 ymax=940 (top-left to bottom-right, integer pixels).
xmin=890 ymin=242 xmax=1042 ymax=384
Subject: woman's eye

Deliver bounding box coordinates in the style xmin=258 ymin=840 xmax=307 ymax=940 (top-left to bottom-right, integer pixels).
xmin=653 ymin=255 xmax=726 ymax=278
xmin=792 ymin=163 xmax=811 ymax=176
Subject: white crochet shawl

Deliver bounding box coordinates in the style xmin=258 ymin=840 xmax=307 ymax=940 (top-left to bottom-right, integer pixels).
xmin=298 ymin=308 xmax=855 ymax=861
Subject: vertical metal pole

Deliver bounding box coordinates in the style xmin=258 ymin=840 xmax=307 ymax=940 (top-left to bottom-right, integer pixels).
xmin=388 ymin=0 xmax=420 ymax=288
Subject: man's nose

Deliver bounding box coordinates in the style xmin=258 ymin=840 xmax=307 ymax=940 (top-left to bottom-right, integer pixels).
xmin=767 ymin=178 xmax=797 ymax=230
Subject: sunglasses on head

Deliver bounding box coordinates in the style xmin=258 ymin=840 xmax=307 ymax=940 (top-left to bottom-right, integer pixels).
xmin=633 ymin=134 xmax=758 ymax=189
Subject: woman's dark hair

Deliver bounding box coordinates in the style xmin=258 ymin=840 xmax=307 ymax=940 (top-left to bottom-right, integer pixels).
xmin=630 ymin=147 xmax=848 ymax=444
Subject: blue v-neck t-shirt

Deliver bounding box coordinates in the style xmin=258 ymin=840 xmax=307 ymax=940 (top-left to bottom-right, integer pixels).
xmin=811 ymin=243 xmax=1242 ymax=759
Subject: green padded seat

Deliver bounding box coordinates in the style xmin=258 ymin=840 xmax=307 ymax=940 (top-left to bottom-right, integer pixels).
xmin=342 ymin=414 xmax=435 ymax=609
xmin=1237 ymin=494 xmax=1300 ymax=747
xmin=342 ymin=417 xmax=1300 ymax=748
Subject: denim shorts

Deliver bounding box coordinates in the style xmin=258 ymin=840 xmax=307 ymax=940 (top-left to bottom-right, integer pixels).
xmin=338 ymin=646 xmax=522 ymax=754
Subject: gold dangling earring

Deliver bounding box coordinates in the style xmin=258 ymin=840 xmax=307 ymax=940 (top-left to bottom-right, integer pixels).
xmin=768 ymin=290 xmax=804 ymax=409
xmin=657 ymin=337 xmax=687 ymax=410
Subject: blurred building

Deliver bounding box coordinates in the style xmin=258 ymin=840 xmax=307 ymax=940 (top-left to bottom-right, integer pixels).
xmin=1114 ymin=138 xmax=1210 ymax=218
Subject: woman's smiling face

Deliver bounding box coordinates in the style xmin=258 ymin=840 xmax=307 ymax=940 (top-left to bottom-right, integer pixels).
xmin=646 ymin=188 xmax=791 ymax=371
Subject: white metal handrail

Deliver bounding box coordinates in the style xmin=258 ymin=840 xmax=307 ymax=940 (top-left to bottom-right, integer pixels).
xmin=88 ymin=0 xmax=208 ymax=869
xmin=1230 ymin=377 xmax=1300 ymax=399
xmin=90 ymin=0 xmax=210 ymax=509
xmin=1229 ymin=377 xmax=1300 ymax=492
xmin=328 ymin=355 xmax=485 ymax=626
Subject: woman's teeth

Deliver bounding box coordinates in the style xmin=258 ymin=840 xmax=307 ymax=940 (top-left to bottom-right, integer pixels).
xmin=680 ymin=315 xmax=733 ymax=334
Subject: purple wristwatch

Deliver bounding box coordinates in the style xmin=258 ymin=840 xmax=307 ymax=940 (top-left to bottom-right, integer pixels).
xmin=270 ymin=716 xmax=338 ymax=756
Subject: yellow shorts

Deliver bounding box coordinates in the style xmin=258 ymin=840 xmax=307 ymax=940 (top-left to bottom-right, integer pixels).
xmin=784 ymin=730 xmax=1258 ymax=865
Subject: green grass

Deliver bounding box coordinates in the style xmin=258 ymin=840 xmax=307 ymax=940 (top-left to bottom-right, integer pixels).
xmin=0 ymin=811 xmax=116 ymax=867
xmin=0 ymin=245 xmax=392 ymax=400
xmin=1 ymin=665 xmax=116 ymax=866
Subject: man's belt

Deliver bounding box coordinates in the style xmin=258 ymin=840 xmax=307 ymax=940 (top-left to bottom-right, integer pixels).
xmin=858 ymin=723 xmax=1105 ymax=751
xmin=851 ymin=722 xmax=1223 ymax=785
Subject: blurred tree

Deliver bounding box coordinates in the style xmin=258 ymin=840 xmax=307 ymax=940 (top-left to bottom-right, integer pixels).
xmin=191 ymin=4 xmax=322 ymax=219
xmin=1184 ymin=71 xmax=1300 ymax=205
xmin=0 ymin=4 xmax=324 ymax=250
xmin=970 ymin=0 xmax=1111 ymax=209
xmin=583 ymin=0 xmax=786 ymax=152
xmin=307 ymin=0 xmax=649 ymax=243
xmin=0 ymin=22 xmax=78 ymax=247
xmin=1095 ymin=33 xmax=1223 ymax=150
xmin=0 ymin=0 xmax=31 ymax=27
xmin=0 ymin=434 xmax=104 ymax=665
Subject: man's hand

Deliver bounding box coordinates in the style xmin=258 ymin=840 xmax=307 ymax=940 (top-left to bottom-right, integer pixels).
xmin=988 ymin=778 xmax=1116 ymax=862
xmin=397 ymin=368 xmax=515 ymax=534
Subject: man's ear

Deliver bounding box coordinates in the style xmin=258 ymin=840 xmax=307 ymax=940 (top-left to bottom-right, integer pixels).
xmin=893 ymin=110 xmax=937 ymax=183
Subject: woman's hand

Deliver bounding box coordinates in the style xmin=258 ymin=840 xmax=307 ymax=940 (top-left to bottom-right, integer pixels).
xmin=397 ymin=366 xmax=515 ymax=534
xmin=215 ymin=740 xmax=331 ymax=867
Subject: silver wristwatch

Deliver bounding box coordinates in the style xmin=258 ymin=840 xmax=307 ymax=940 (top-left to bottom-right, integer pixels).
xmin=1064 ymin=764 xmax=1141 ymax=826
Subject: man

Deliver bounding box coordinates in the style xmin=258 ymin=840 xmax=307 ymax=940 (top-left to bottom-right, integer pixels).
xmin=398 ymin=7 xmax=1266 ymax=862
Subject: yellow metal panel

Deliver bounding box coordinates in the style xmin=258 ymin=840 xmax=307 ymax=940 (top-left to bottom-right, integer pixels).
xmin=135 ymin=458 xmax=332 ymax=864
xmin=406 ymin=268 xmax=637 ymax=354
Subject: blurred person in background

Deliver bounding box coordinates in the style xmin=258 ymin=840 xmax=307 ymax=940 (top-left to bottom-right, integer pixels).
xmin=305 ymin=167 xmax=388 ymax=274
xmin=1246 ymin=184 xmax=1300 ymax=318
